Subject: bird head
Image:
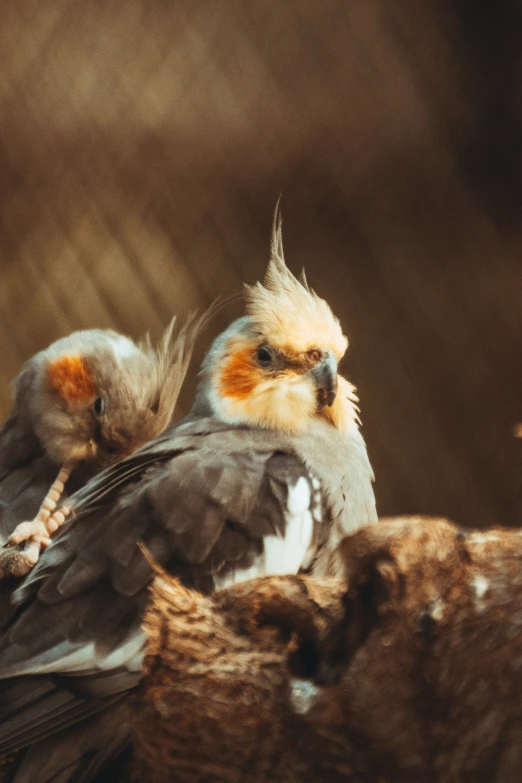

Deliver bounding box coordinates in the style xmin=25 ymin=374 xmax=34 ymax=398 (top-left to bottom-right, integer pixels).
xmin=25 ymin=320 xmax=196 ymax=469
xmin=199 ymin=210 xmax=358 ymax=433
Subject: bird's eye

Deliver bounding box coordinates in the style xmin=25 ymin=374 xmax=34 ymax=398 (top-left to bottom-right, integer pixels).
xmin=306 ymin=349 xmax=322 ymax=363
xmin=256 ymin=346 xmax=273 ymax=365
xmin=93 ymin=396 xmax=106 ymax=416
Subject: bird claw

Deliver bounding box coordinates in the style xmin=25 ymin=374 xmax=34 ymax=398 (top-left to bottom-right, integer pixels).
xmin=0 ymin=464 xmax=74 ymax=580
xmin=7 ymin=519 xmax=49 ymax=546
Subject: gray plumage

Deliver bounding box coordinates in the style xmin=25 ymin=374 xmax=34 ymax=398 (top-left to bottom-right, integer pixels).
xmin=0 ymin=311 xmax=214 ymax=588
xmin=0 ymin=218 xmax=377 ymax=783
xmin=0 ymin=424 xmax=374 ymax=780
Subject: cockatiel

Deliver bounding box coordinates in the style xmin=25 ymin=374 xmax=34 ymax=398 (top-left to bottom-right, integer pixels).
xmin=0 ymin=210 xmax=377 ymax=783
xmin=0 ymin=319 xmax=203 ymax=578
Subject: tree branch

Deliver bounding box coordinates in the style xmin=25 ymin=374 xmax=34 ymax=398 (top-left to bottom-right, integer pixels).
xmin=132 ymin=516 xmax=522 ymax=783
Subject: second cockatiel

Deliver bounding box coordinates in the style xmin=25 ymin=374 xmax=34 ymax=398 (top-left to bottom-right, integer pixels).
xmin=0 ymin=212 xmax=376 ymax=783
xmin=0 ymin=318 xmax=203 ymax=577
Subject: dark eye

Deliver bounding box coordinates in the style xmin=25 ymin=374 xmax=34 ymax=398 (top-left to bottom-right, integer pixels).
xmin=257 ymin=346 xmax=273 ymax=365
xmin=93 ymin=396 xmax=106 ymax=416
xmin=306 ymin=349 xmax=322 ymax=363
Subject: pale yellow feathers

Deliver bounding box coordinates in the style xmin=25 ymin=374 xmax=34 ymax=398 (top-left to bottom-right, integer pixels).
xmin=321 ymin=375 xmax=360 ymax=432
xmin=244 ymin=210 xmax=348 ymax=360
xmin=214 ymin=206 xmax=358 ymax=434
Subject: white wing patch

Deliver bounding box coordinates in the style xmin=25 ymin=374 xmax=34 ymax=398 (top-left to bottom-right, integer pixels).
xmin=214 ymin=475 xmax=318 ymax=590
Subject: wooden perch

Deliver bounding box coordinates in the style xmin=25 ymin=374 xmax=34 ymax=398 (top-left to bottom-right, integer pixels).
xmin=132 ymin=516 xmax=522 ymax=783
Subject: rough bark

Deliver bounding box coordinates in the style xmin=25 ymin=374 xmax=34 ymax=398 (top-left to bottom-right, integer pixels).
xmin=132 ymin=516 xmax=522 ymax=783
xmin=131 ymin=571 xmax=346 ymax=783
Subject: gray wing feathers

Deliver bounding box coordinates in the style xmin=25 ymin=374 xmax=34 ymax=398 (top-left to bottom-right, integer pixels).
xmin=0 ymin=372 xmax=52 ymax=544
xmin=0 ymin=426 xmax=315 ymax=676
xmin=0 ymin=363 xmax=40 ymax=473
xmin=0 ymin=459 xmax=55 ymax=545
xmin=302 ymin=422 xmax=377 ymax=577
xmin=0 ymin=416 xmax=376 ymax=775
xmin=6 ymin=699 xmax=130 ymax=783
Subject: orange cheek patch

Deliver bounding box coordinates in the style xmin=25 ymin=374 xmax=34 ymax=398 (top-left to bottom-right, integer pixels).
xmin=47 ymin=355 xmax=96 ymax=402
xmin=218 ymin=347 xmax=260 ymax=401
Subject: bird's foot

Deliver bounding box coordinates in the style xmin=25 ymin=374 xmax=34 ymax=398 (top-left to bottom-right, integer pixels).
xmin=7 ymin=518 xmax=50 ymax=546
xmin=6 ymin=502 xmax=70 ymax=547
xmin=0 ymin=463 xmax=74 ymax=580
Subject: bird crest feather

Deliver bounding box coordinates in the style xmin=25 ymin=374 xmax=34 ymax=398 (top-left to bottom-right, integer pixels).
xmin=245 ymin=204 xmax=348 ymax=359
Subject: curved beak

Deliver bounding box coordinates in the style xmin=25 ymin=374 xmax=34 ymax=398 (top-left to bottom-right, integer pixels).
xmin=310 ymin=353 xmax=338 ymax=408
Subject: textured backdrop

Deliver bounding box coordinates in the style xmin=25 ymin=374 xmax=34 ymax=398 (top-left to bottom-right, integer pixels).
xmin=0 ymin=0 xmax=521 ymax=528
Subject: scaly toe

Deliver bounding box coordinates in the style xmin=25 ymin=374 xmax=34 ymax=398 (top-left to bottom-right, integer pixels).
xmin=35 ymin=536 xmax=53 ymax=549
xmin=8 ymin=520 xmax=49 ymax=546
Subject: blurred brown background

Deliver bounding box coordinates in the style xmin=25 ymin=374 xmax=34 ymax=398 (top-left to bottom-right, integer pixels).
xmin=0 ymin=0 xmax=521 ymax=528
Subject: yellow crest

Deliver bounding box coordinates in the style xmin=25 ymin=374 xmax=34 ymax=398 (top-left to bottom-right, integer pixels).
xmin=244 ymin=206 xmax=348 ymax=359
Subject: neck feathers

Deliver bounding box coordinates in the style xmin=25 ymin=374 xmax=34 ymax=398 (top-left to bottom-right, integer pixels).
xmin=320 ymin=376 xmax=360 ymax=434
